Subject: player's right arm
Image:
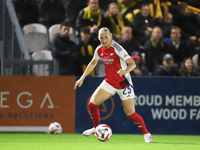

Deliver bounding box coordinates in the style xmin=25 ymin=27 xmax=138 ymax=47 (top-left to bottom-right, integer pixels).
xmin=74 ymin=58 xmax=98 ymax=90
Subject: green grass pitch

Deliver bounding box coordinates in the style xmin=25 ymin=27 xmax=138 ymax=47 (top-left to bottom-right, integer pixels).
xmin=0 ymin=133 xmax=200 ymax=150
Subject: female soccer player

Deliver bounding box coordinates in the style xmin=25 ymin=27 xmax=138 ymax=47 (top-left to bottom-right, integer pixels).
xmin=74 ymin=27 xmax=152 ymax=143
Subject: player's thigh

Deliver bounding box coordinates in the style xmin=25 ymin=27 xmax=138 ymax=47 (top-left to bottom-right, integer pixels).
xmin=90 ymin=80 xmax=115 ymax=106
xmin=122 ymin=98 xmax=135 ymax=116
xmin=90 ymin=88 xmax=113 ymax=106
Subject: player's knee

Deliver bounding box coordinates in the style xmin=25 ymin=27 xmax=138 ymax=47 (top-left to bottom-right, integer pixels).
xmin=123 ymin=106 xmax=135 ymax=116
xmin=89 ymin=95 xmax=101 ymax=106
xmin=89 ymin=93 xmax=98 ymax=103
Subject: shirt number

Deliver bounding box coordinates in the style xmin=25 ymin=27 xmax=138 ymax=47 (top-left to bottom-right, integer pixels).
xmin=123 ymin=86 xmax=132 ymax=95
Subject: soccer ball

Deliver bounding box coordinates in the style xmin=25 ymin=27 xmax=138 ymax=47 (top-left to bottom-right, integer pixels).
xmin=94 ymin=124 xmax=112 ymax=142
xmin=48 ymin=122 xmax=62 ymax=134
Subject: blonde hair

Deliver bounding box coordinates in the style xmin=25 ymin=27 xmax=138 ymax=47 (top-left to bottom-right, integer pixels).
xmin=98 ymin=27 xmax=112 ymax=35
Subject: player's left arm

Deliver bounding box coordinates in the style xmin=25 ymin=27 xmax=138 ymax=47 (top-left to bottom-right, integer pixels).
xmin=117 ymin=58 xmax=136 ymax=77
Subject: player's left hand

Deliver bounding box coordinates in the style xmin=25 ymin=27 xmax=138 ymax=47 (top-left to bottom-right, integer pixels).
xmin=117 ymin=69 xmax=127 ymax=77
xmin=74 ymin=78 xmax=83 ymax=90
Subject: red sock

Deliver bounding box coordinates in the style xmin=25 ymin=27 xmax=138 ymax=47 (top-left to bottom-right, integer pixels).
xmin=88 ymin=102 xmax=100 ymax=128
xmin=127 ymin=112 xmax=149 ymax=135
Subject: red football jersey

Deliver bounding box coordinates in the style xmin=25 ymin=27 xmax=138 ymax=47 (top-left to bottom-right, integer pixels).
xmin=93 ymin=41 xmax=132 ymax=89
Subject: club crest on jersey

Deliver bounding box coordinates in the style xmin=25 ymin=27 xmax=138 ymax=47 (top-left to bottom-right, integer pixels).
xmin=123 ymin=54 xmax=128 ymax=58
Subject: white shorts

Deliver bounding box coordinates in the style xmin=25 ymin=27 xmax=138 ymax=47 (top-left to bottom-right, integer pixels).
xmin=98 ymin=80 xmax=135 ymax=100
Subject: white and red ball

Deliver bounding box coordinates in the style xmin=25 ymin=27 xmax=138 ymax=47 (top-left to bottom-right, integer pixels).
xmin=48 ymin=122 xmax=62 ymax=134
xmin=94 ymin=124 xmax=112 ymax=142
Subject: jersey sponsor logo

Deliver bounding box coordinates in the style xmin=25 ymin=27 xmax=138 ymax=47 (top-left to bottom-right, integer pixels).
xmin=102 ymin=58 xmax=114 ymax=64
xmin=100 ymin=53 xmax=103 ymax=56
xmin=110 ymin=53 xmax=114 ymax=56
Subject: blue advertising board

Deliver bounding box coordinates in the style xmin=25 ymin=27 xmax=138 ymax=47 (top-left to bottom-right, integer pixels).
xmin=75 ymin=76 xmax=200 ymax=135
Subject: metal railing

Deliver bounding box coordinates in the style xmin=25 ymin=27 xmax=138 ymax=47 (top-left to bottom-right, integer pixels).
xmin=1 ymin=59 xmax=59 ymax=76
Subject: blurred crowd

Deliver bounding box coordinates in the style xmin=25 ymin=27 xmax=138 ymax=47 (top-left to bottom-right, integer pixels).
xmin=12 ymin=0 xmax=200 ymax=77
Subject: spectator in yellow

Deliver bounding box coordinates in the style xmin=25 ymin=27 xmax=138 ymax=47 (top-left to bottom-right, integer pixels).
xmin=105 ymin=2 xmax=131 ymax=38
xmin=76 ymin=0 xmax=106 ymax=33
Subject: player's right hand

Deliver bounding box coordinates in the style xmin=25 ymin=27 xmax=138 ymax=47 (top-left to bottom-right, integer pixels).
xmin=74 ymin=79 xmax=83 ymax=90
